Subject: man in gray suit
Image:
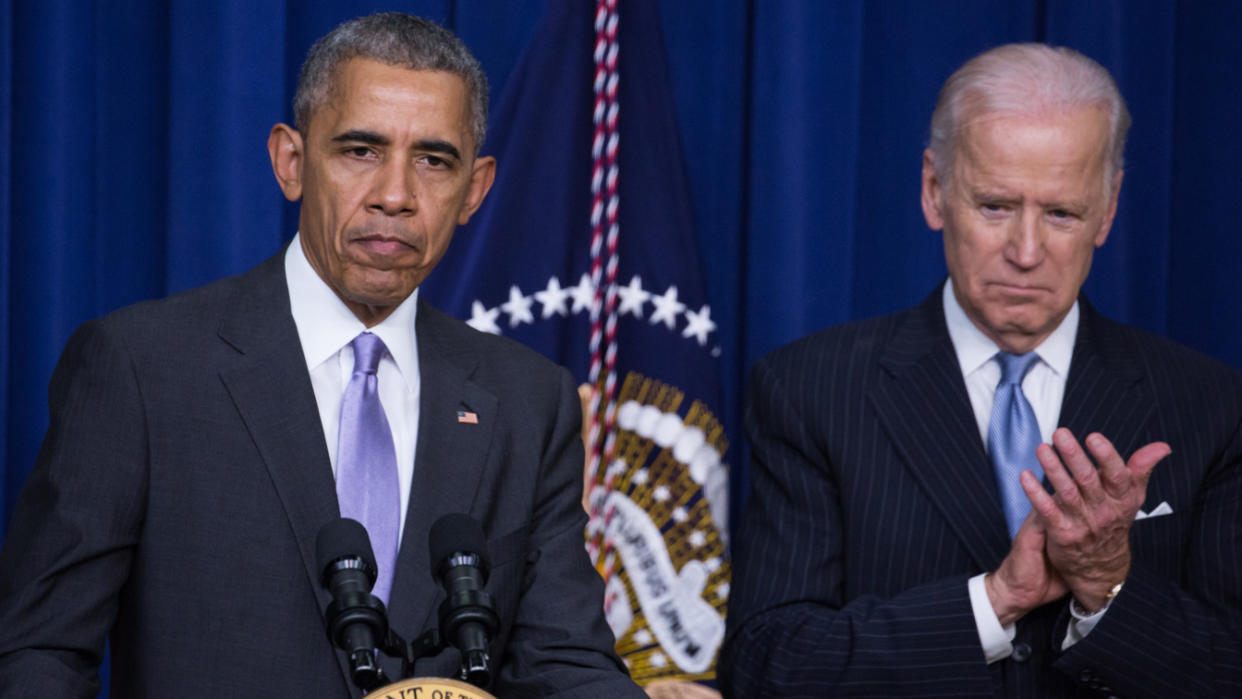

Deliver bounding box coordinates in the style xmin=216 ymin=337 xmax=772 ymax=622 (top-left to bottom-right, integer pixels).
xmin=723 ymin=44 xmax=1242 ymax=697
xmin=0 ymin=13 xmax=643 ymax=698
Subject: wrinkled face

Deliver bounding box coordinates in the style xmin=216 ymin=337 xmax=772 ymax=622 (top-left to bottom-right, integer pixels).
xmin=270 ymin=58 xmax=494 ymax=325
xmin=921 ymin=107 xmax=1121 ymax=354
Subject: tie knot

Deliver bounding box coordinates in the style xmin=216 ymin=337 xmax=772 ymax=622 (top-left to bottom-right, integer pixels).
xmin=350 ymin=332 xmax=387 ymax=375
xmin=996 ymin=351 xmax=1039 ymax=386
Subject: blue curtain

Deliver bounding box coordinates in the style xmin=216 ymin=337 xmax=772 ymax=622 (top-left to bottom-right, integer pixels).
xmin=5 ymin=0 xmax=1241 ymax=543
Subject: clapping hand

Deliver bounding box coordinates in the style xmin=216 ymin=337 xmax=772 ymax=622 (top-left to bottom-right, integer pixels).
xmin=1020 ymin=428 xmax=1170 ymax=612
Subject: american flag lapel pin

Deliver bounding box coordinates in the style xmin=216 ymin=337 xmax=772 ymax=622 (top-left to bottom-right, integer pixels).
xmin=456 ymin=410 xmax=479 ymax=425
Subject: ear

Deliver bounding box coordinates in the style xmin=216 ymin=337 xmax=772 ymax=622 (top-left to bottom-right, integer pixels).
xmin=1094 ymin=169 xmax=1124 ymax=248
xmin=457 ymin=155 xmax=497 ymax=225
xmin=268 ymin=123 xmax=304 ymax=202
xmin=920 ymin=149 xmax=946 ymax=231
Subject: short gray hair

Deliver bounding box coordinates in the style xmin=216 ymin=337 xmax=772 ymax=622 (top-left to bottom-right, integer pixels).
xmin=293 ymin=12 xmax=489 ymax=154
xmin=928 ymin=43 xmax=1130 ymax=193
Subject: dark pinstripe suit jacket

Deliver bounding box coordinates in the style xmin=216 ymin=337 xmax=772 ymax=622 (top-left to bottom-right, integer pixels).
xmin=0 ymin=252 xmax=641 ymax=698
xmin=721 ymin=286 xmax=1242 ymax=698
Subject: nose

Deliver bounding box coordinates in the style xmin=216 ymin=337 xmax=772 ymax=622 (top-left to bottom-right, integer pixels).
xmin=368 ymin=158 xmax=416 ymax=216
xmin=1005 ymin=209 xmax=1045 ymax=269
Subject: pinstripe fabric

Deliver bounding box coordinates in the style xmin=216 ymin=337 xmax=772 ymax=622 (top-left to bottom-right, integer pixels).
xmin=721 ymin=285 xmax=1242 ymax=698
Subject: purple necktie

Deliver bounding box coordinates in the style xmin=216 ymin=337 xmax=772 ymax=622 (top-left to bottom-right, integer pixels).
xmin=336 ymin=332 xmax=400 ymax=604
xmin=987 ymin=351 xmax=1044 ymax=539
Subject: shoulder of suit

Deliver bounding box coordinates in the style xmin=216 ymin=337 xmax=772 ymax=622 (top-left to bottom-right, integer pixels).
xmin=87 ymin=257 xmax=269 ymax=337
xmin=757 ymin=306 xmax=915 ymax=373
xmin=417 ymin=299 xmax=568 ymax=377
xmin=1084 ymin=308 xmax=1242 ymax=407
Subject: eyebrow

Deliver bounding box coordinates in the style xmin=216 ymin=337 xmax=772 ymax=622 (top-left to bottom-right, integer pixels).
xmin=331 ymin=129 xmax=389 ymax=146
xmin=329 ymin=131 xmax=462 ymax=162
xmin=415 ymin=139 xmax=462 ymax=161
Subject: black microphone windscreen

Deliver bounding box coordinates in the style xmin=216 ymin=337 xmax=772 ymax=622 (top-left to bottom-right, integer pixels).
xmin=429 ymin=513 xmax=487 ymax=569
xmin=316 ymin=517 xmax=378 ymax=578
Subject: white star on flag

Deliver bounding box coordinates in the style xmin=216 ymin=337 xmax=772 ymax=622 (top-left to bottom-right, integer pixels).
xmin=467 ymin=301 xmax=501 ymax=334
xmin=534 ymin=276 xmax=569 ymax=317
xmin=648 ymin=285 xmax=685 ymax=329
xmin=682 ymin=304 xmax=716 ymax=345
xmin=500 ymin=285 xmax=535 ymax=327
xmin=616 ymin=275 xmax=650 ymax=318
xmin=569 ymin=273 xmax=595 ymax=314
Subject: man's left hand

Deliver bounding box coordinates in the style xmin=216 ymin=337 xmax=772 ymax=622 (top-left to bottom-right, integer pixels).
xmin=644 ymin=679 xmax=722 ymax=699
xmin=1020 ymin=428 xmax=1171 ymax=612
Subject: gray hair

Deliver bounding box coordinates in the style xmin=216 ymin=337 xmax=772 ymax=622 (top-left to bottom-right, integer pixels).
xmin=928 ymin=43 xmax=1130 ymax=194
xmin=293 ymin=12 xmax=489 ymax=154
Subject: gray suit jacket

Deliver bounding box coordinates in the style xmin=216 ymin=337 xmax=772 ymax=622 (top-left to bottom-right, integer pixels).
xmin=0 ymin=251 xmax=642 ymax=698
xmin=722 ymin=286 xmax=1242 ymax=697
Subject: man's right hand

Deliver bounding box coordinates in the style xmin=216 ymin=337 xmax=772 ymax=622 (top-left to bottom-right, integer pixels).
xmin=985 ymin=513 xmax=1069 ymax=625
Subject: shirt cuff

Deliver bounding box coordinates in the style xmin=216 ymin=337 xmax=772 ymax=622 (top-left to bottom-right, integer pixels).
xmin=968 ymin=573 xmax=1015 ymax=663
xmin=1061 ymin=595 xmax=1112 ymax=650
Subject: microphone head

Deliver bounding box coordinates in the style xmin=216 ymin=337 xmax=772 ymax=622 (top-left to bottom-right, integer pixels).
xmin=429 ymin=513 xmax=488 ymax=573
xmin=316 ymin=517 xmax=378 ymax=587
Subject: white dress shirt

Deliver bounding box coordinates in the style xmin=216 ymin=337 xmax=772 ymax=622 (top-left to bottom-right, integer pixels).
xmin=942 ymin=280 xmax=1108 ymax=662
xmin=285 ymin=234 xmax=421 ymax=546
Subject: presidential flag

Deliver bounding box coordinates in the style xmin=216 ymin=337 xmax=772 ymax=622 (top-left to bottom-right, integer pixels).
xmin=422 ymin=0 xmax=730 ymax=687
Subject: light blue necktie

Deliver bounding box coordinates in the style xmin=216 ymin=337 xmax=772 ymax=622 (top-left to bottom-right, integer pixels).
xmin=987 ymin=352 xmax=1044 ymax=539
xmin=336 ymin=332 xmax=400 ymax=604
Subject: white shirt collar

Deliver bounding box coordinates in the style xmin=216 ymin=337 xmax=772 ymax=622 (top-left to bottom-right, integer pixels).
xmin=284 ymin=233 xmax=420 ymax=386
xmin=942 ymin=277 xmax=1077 ymax=378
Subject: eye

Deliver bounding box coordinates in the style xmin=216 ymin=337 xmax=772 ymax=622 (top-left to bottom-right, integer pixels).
xmin=420 ymin=154 xmax=450 ymax=169
xmin=1048 ymin=208 xmax=1076 ymax=221
xmin=344 ymin=146 xmax=376 ymax=159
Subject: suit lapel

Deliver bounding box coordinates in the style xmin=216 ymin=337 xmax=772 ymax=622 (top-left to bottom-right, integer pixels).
xmin=213 ymin=254 xmax=349 ymax=683
xmin=869 ymin=288 xmax=1012 ymax=571
xmin=1059 ymin=300 xmax=1153 ymax=460
xmin=386 ymin=300 xmax=498 ymax=642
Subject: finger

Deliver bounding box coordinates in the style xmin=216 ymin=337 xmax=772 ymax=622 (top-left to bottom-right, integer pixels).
xmin=1084 ymin=433 xmax=1129 ymax=498
xmin=1021 ymin=468 xmax=1066 ymax=529
xmin=1128 ymin=441 xmax=1171 ymax=489
xmin=644 ymin=680 xmax=722 ymax=699
xmin=1012 ymin=508 xmax=1047 ymax=552
xmin=1052 ymin=428 xmax=1104 ymax=503
xmin=1037 ymin=442 xmax=1083 ymax=510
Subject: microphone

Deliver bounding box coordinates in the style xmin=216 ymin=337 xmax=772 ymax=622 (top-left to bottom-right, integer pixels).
xmin=429 ymin=513 xmax=500 ymax=688
xmin=316 ymin=518 xmax=390 ymax=691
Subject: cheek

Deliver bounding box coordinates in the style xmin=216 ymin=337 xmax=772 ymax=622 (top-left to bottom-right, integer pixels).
xmin=945 ymin=226 xmax=996 ymax=277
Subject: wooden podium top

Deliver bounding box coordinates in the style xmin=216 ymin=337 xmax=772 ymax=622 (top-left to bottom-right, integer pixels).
xmin=366 ymin=677 xmax=496 ymax=699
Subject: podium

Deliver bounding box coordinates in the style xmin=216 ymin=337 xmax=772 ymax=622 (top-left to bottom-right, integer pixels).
xmin=367 ymin=677 xmax=496 ymax=698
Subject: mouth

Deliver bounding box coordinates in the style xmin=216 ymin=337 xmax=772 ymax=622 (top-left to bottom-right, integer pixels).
xmin=349 ymin=234 xmax=417 ymax=259
xmin=987 ymin=281 xmax=1047 ymax=295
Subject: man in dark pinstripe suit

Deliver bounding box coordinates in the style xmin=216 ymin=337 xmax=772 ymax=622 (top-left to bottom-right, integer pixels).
xmin=721 ymin=44 xmax=1242 ymax=698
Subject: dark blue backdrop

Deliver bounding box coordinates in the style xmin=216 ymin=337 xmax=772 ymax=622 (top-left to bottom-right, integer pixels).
xmin=4 ymin=0 xmax=1241 ymax=544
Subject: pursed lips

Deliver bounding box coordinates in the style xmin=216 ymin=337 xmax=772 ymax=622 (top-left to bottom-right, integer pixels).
xmin=350 ymin=234 xmax=417 ymax=257
xmin=986 ymin=280 xmax=1049 ymax=295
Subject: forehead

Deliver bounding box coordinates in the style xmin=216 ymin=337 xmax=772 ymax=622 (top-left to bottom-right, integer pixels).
xmin=954 ymin=107 xmax=1111 ymax=196
xmin=310 ymin=58 xmax=472 ymax=145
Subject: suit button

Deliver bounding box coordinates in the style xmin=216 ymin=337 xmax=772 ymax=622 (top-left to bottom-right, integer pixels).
xmin=1080 ymin=668 xmax=1095 ymax=684
xmin=1010 ymin=642 xmax=1031 ymax=662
